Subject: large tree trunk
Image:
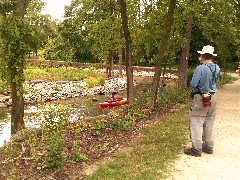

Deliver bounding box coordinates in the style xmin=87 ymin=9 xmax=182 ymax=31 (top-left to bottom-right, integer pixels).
xmin=151 ymin=0 xmax=176 ymax=109
xmin=178 ymin=5 xmax=193 ymax=89
xmin=11 ymin=76 xmax=24 ymax=135
xmin=117 ymin=0 xmax=134 ymax=104
xmin=11 ymin=0 xmax=25 ymax=135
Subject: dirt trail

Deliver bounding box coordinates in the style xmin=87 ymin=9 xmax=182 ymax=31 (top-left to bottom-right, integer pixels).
xmin=168 ymin=73 xmax=240 ymax=179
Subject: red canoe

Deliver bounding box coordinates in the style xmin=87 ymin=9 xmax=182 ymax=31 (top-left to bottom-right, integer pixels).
xmin=99 ymin=98 xmax=127 ymax=108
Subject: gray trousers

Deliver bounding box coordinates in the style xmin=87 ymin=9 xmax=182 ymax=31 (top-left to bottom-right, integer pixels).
xmin=189 ymin=94 xmax=217 ymax=152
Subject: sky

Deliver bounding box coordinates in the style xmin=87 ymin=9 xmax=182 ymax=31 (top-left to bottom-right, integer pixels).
xmin=41 ymin=0 xmax=72 ymax=20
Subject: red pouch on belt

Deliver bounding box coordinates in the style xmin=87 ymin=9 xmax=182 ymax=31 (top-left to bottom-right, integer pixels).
xmin=202 ymin=93 xmax=211 ymax=108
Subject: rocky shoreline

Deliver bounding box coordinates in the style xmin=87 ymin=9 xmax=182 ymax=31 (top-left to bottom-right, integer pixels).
xmin=0 ymin=70 xmax=178 ymax=108
xmin=0 ymin=77 xmax=129 ymax=108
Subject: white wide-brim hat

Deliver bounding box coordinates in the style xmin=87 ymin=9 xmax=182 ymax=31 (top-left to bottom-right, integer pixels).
xmin=197 ymin=45 xmax=217 ymax=56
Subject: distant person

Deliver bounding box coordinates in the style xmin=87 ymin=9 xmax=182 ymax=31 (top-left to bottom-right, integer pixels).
xmin=184 ymin=45 xmax=220 ymax=157
xmin=108 ymin=92 xmax=123 ymax=103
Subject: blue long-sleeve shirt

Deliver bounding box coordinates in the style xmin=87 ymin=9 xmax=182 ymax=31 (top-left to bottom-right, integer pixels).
xmin=190 ymin=62 xmax=220 ymax=93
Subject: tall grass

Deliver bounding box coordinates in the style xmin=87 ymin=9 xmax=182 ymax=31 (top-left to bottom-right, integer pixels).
xmin=24 ymin=66 xmax=104 ymax=81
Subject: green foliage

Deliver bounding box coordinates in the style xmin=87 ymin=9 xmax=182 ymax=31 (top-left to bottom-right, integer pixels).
xmin=9 ymin=0 xmax=236 ymax=67
xmin=217 ymin=73 xmax=237 ymax=87
xmin=24 ymin=66 xmax=104 ymax=81
xmin=37 ymin=104 xmax=70 ymax=170
xmin=0 ymin=14 xmax=31 ymax=88
xmin=0 ymin=80 xmax=9 ymax=93
xmin=90 ymin=118 xmax=107 ymax=130
xmin=38 ymin=35 xmax=75 ymax=62
xmin=25 ymin=0 xmax=54 ymax=55
xmin=69 ymin=140 xmax=88 ymax=163
xmin=105 ymin=109 xmax=133 ymax=131
xmin=85 ymin=76 xmax=105 ymax=88
xmin=187 ymin=68 xmax=195 ymax=86
xmin=156 ymin=87 xmax=189 ymax=110
xmin=42 ymin=131 xmax=65 ymax=170
xmin=105 ymin=86 xmax=189 ymax=131
xmin=61 ymin=0 xmax=121 ymax=62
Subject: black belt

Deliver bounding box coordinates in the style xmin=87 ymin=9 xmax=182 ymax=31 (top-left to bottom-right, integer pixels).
xmin=194 ymin=92 xmax=215 ymax=95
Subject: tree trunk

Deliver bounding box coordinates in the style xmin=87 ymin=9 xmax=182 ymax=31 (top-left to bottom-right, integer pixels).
xmin=118 ymin=31 xmax=123 ymax=77
xmin=105 ymin=55 xmax=109 ymax=77
xmin=151 ymin=0 xmax=176 ymax=109
xmin=108 ymin=52 xmax=113 ymax=77
xmin=117 ymin=0 xmax=134 ymax=104
xmin=11 ymin=72 xmax=19 ymax=135
xmin=178 ymin=5 xmax=193 ymax=89
xmin=118 ymin=46 xmax=123 ymax=77
xmin=11 ymin=0 xmax=25 ymax=135
xmin=110 ymin=52 xmax=114 ymax=77
xmin=11 ymin=77 xmax=24 ymax=135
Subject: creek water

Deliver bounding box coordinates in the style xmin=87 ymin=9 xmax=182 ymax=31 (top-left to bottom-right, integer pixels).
xmin=0 ymin=80 xmax=152 ymax=147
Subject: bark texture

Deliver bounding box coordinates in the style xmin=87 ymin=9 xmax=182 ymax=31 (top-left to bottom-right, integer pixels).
xmin=151 ymin=0 xmax=176 ymax=109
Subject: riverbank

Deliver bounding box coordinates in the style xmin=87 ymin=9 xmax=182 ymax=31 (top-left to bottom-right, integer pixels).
xmin=0 ymin=70 xmax=177 ymax=107
xmin=0 ymin=77 xmax=129 ymax=107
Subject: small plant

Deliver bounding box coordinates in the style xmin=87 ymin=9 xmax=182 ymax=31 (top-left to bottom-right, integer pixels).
xmin=156 ymin=87 xmax=189 ymax=109
xmin=36 ymin=104 xmax=70 ymax=170
xmin=121 ymin=115 xmax=136 ymax=129
xmin=90 ymin=118 xmax=107 ymax=130
xmin=107 ymin=112 xmax=136 ymax=131
xmin=85 ymin=76 xmax=105 ymax=88
xmin=97 ymin=77 xmax=105 ymax=86
xmin=69 ymin=141 xmax=87 ymax=163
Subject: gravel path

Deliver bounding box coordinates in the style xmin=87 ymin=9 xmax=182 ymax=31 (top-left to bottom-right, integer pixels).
xmin=168 ymin=73 xmax=240 ymax=180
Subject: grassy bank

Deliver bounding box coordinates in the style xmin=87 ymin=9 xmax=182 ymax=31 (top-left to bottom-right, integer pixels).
xmin=85 ymin=104 xmax=190 ymax=179
xmin=0 ymin=66 xmax=105 ymax=93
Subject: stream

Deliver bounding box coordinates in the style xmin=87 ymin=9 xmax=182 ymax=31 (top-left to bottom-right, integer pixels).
xmin=0 ymin=80 xmax=152 ymax=147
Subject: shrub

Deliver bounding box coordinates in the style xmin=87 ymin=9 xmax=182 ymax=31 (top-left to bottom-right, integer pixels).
xmin=187 ymin=68 xmax=195 ymax=86
xmin=0 ymin=80 xmax=9 ymax=94
xmin=36 ymin=104 xmax=70 ymax=170
xmin=85 ymin=76 xmax=105 ymax=88
xmin=217 ymin=73 xmax=236 ymax=87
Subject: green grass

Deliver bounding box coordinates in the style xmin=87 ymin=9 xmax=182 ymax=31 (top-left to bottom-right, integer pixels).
xmin=24 ymin=66 xmax=104 ymax=82
xmin=85 ymin=104 xmax=191 ymax=180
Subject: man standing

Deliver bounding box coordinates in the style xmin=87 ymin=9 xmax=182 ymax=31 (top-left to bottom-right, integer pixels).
xmin=184 ymin=45 xmax=221 ymax=157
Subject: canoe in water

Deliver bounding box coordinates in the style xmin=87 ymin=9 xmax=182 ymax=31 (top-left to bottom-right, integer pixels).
xmin=99 ymin=98 xmax=127 ymax=108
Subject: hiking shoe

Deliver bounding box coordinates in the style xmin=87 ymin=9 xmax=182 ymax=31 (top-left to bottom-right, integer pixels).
xmin=202 ymin=147 xmax=213 ymax=154
xmin=184 ymin=148 xmax=201 ymax=157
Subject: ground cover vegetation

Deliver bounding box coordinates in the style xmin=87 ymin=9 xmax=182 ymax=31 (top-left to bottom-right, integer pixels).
xmin=0 ymin=70 xmax=235 ymax=179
